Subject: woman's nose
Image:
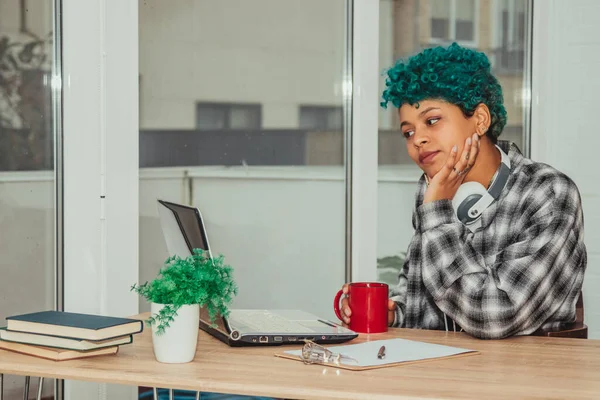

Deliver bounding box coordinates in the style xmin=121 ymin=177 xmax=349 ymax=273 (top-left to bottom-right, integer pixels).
xmin=414 ymin=133 xmax=429 ymax=148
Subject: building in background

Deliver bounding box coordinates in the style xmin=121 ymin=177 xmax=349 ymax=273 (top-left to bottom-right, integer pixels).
xmin=379 ymin=0 xmax=528 ymax=163
xmin=0 ymin=1 xmax=528 ymax=170
xmin=138 ymin=0 xmax=529 ymax=168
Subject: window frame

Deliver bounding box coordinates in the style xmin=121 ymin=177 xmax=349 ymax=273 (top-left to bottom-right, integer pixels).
xmin=491 ymin=0 xmax=527 ymax=74
xmin=429 ymin=0 xmax=480 ymax=48
xmin=62 ymin=0 xmax=139 ymax=398
xmin=53 ymin=0 xmax=540 ymax=398
xmin=195 ymin=101 xmax=262 ymax=130
xmin=62 ymin=0 xmax=380 ymax=313
xmin=60 ymin=0 xmax=535 ymax=334
xmin=299 ymin=105 xmax=344 ymax=131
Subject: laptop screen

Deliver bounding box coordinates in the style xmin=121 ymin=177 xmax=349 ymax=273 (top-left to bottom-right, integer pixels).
xmin=157 ymin=200 xmax=210 ymax=258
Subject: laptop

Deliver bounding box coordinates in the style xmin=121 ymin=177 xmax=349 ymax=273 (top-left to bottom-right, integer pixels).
xmin=156 ymin=199 xmax=358 ymax=346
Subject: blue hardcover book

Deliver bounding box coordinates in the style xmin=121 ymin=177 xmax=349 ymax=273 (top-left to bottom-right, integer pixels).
xmin=6 ymin=311 xmax=143 ymax=341
xmin=0 ymin=327 xmax=133 ymax=351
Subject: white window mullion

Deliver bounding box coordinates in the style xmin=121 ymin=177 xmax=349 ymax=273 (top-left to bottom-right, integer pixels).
xmin=473 ymin=0 xmax=480 ymax=46
xmin=530 ymin=0 xmax=554 ymax=163
xmin=350 ymin=0 xmax=379 ymax=283
xmin=449 ymin=0 xmax=457 ymax=41
xmin=62 ymin=0 xmax=138 ymax=398
xmin=508 ymin=0 xmax=515 ymax=50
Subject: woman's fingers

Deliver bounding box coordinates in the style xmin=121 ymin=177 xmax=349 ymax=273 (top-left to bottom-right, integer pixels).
xmin=387 ymin=299 xmax=397 ymax=326
xmin=451 ymin=136 xmax=473 ymax=179
xmin=466 ymin=133 xmax=480 ymax=171
xmin=340 ymin=297 xmax=351 ymax=324
xmin=438 ymin=144 xmax=458 ymax=181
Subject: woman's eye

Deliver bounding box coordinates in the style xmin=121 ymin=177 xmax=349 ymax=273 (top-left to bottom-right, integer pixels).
xmin=403 ymin=130 xmax=414 ymax=139
xmin=427 ymin=117 xmax=440 ymax=125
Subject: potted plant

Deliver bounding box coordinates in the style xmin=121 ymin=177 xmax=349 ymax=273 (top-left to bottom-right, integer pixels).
xmin=131 ymin=248 xmax=237 ymax=363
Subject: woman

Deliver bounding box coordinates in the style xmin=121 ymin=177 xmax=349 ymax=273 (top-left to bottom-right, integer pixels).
xmin=339 ymin=43 xmax=587 ymax=339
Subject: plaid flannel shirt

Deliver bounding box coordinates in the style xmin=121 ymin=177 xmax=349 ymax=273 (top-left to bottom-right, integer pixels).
xmin=389 ymin=141 xmax=587 ymax=339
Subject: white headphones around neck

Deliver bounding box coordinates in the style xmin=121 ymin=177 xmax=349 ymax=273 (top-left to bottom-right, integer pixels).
xmin=451 ymin=145 xmax=511 ymax=230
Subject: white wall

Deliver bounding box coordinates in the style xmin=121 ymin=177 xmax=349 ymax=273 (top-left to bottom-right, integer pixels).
xmin=532 ymin=0 xmax=600 ymax=338
xmin=139 ymin=0 xmax=346 ymax=130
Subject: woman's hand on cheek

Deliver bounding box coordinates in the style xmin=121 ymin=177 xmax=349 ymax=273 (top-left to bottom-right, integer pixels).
xmin=423 ymin=133 xmax=480 ymax=204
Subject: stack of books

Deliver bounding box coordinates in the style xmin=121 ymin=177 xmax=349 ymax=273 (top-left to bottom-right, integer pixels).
xmin=0 ymin=310 xmax=144 ymax=361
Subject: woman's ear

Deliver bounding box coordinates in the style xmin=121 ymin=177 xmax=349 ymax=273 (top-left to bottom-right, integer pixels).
xmin=473 ymin=103 xmax=491 ymax=137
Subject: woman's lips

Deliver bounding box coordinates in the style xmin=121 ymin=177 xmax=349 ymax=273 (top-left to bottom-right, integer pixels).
xmin=419 ymin=151 xmax=439 ymax=164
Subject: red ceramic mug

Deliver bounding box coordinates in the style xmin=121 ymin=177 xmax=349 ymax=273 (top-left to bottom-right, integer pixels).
xmin=333 ymin=282 xmax=388 ymax=334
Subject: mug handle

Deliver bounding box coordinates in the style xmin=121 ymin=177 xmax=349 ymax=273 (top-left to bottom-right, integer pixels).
xmin=333 ymin=289 xmax=344 ymax=321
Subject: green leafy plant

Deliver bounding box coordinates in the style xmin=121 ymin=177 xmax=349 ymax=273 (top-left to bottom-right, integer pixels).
xmin=376 ymin=252 xmax=406 ymax=286
xmin=131 ymin=248 xmax=238 ymax=335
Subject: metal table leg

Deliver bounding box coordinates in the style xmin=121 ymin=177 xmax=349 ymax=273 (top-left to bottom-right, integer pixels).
xmin=169 ymin=388 xmax=174 ymax=400
xmin=196 ymin=391 xmax=200 ymax=400
xmin=36 ymin=377 xmax=44 ymax=400
xmin=1 ymin=373 xmax=4 ymax=400
xmin=153 ymin=387 xmax=158 ymax=400
xmin=23 ymin=376 xmax=30 ymax=400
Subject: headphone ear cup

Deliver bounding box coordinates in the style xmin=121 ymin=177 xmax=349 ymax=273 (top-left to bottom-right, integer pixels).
xmin=452 ymin=182 xmax=488 ymax=224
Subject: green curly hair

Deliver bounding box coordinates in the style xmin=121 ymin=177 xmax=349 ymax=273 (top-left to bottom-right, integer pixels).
xmin=381 ymin=43 xmax=507 ymax=143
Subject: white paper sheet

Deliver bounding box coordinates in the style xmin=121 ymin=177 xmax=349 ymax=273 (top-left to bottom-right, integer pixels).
xmin=284 ymin=338 xmax=476 ymax=367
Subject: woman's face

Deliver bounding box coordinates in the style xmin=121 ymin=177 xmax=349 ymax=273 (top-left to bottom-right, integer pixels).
xmin=398 ymin=99 xmax=480 ymax=178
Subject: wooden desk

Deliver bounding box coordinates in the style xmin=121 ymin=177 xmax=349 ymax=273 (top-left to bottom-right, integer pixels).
xmin=1 ymin=314 xmax=600 ymax=400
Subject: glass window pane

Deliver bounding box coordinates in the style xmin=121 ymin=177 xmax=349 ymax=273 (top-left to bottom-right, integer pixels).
xmin=229 ymin=106 xmax=261 ymax=129
xmin=378 ymin=0 xmax=529 ymax=285
xmin=196 ymin=105 xmax=227 ymax=129
xmin=455 ymin=20 xmax=474 ymax=41
xmin=431 ymin=19 xmax=450 ymax=40
xmin=431 ymin=0 xmax=451 ymax=18
xmin=139 ymin=4 xmax=347 ymax=382
xmin=498 ymin=1 xmax=526 ymax=71
xmin=326 ymin=108 xmax=343 ymax=131
xmin=455 ymin=0 xmax=475 ymax=20
xmin=431 ymin=0 xmax=450 ymax=39
xmin=455 ymin=0 xmax=475 ymax=41
xmin=299 ymin=108 xmax=321 ymax=129
xmin=299 ymin=106 xmax=342 ymax=131
xmin=0 ymin=0 xmax=57 ymax=397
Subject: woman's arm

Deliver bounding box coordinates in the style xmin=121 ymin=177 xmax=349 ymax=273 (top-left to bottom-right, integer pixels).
xmin=417 ymin=179 xmax=586 ymax=339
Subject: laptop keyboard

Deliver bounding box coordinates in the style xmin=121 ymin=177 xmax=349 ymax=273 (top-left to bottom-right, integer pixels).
xmin=228 ymin=310 xmax=314 ymax=333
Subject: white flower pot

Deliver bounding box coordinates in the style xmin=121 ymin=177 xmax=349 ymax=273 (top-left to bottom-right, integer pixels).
xmin=150 ymin=303 xmax=200 ymax=363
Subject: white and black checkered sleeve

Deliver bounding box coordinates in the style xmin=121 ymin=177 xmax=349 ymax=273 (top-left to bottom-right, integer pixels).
xmin=388 ymin=256 xmax=408 ymax=328
xmin=416 ymin=176 xmax=586 ymax=339
xmin=387 ymin=183 xmax=425 ymax=328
